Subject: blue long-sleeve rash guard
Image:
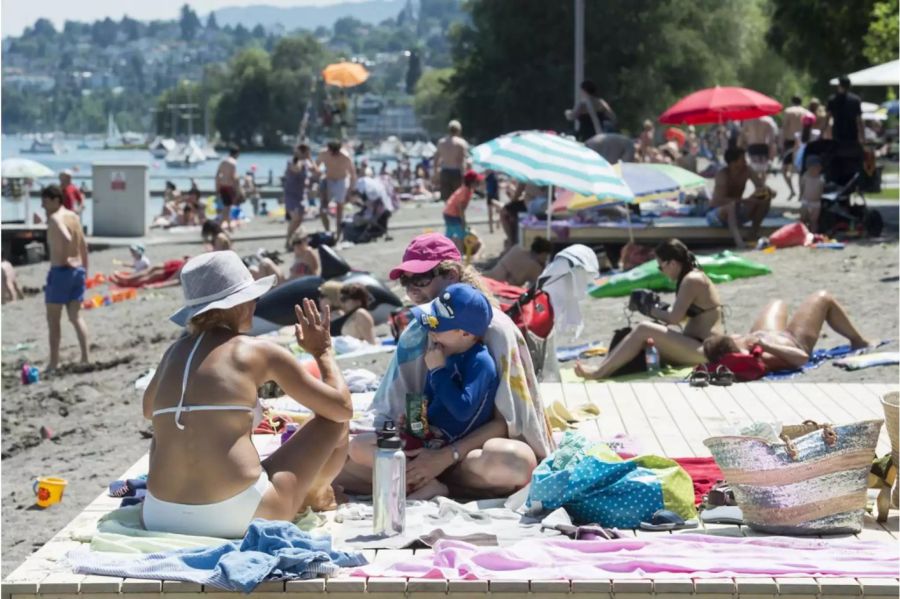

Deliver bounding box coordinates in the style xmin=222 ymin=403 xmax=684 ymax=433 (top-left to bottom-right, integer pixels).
xmin=424 ymin=342 xmax=498 ymax=443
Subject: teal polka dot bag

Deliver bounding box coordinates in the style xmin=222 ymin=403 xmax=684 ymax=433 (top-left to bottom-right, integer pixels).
xmin=528 ymin=431 xmax=696 ymax=528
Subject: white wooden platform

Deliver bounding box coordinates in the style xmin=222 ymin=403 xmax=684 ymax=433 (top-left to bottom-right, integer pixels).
xmin=3 ymin=382 xmax=898 ymax=598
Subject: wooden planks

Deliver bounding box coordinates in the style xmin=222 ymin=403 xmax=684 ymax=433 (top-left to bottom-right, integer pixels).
xmin=3 ymin=384 xmax=897 ymax=599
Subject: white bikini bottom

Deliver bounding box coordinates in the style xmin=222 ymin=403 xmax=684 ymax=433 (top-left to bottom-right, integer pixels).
xmin=142 ymin=470 xmax=271 ymax=539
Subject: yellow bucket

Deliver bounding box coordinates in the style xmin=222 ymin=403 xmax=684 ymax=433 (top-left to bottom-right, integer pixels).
xmin=33 ymin=476 xmax=67 ymax=507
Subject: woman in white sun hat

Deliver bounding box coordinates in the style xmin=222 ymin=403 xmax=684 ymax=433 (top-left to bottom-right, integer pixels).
xmin=141 ymin=250 xmax=351 ymax=538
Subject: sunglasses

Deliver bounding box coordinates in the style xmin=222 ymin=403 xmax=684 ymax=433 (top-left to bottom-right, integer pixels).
xmin=399 ymin=271 xmax=436 ymax=288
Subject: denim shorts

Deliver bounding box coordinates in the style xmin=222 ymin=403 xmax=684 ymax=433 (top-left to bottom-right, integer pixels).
xmin=45 ymin=265 xmax=86 ymax=304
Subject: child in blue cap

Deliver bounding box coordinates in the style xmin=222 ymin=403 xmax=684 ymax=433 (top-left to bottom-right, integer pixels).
xmin=405 ymin=283 xmax=498 ymax=498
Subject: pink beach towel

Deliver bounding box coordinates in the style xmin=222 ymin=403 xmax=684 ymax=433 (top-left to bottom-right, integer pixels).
xmin=352 ymin=535 xmax=898 ymax=580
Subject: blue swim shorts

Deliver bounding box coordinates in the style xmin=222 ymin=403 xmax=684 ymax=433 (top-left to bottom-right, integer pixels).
xmin=45 ymin=265 xmax=86 ymax=304
xmin=444 ymin=215 xmax=466 ymax=240
xmin=706 ymin=205 xmax=749 ymax=228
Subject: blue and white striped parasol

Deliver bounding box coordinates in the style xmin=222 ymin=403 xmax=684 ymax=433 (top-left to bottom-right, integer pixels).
xmin=471 ymin=131 xmax=633 ymax=201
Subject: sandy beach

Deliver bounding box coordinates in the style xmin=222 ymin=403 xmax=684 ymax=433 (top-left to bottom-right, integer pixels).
xmin=2 ymin=198 xmax=898 ymax=575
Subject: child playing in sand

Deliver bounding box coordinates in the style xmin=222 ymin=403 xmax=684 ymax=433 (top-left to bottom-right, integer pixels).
xmin=442 ymin=170 xmax=483 ymax=252
xmin=401 ymin=283 xmax=497 ymax=499
xmin=800 ymin=155 xmax=824 ymax=233
xmin=288 ymin=229 xmax=320 ymax=278
xmin=129 ymin=244 xmax=151 ymax=273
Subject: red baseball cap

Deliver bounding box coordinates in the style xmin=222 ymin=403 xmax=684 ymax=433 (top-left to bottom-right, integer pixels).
xmin=464 ymin=170 xmax=484 ymax=184
xmin=389 ymin=233 xmax=461 ymax=280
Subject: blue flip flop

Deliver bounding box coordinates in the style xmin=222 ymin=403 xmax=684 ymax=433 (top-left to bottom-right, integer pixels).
xmin=639 ymin=509 xmax=699 ymax=531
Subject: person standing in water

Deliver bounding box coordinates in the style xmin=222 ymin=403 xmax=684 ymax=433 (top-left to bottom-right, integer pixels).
xmin=41 ymin=185 xmax=90 ymax=372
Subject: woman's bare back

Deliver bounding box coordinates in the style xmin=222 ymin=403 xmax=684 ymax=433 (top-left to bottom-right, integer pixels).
xmin=681 ymin=271 xmax=723 ymax=340
xmin=147 ymin=330 xmax=263 ymax=504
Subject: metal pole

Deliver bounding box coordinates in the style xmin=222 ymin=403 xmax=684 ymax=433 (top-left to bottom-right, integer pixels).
xmin=546 ymin=184 xmax=554 ymax=241
xmin=574 ymin=0 xmax=584 ymax=107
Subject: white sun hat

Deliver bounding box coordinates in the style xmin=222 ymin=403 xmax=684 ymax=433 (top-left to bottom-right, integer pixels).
xmin=170 ymin=251 xmax=275 ymax=327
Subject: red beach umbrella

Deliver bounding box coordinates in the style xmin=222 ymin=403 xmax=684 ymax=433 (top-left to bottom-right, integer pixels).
xmin=659 ymin=86 xmax=782 ymax=125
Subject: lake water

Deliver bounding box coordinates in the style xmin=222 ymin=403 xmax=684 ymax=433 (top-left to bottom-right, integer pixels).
xmin=1 ymin=136 xmax=405 ymax=229
xmin=1 ymin=135 xmax=295 ymax=228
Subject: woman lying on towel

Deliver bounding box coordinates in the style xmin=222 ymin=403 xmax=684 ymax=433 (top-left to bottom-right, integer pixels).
xmin=141 ymin=251 xmax=351 ymax=539
xmin=576 ymin=239 xmax=724 ymax=380
xmin=336 ymin=233 xmax=552 ymax=500
xmin=702 ymin=290 xmax=870 ymax=371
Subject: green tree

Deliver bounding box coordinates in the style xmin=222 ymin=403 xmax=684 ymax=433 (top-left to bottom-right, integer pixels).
xmin=206 ymin=12 xmax=219 ymax=30
xmin=120 ymin=16 xmax=142 ymax=40
xmin=91 ymin=17 xmax=118 ymax=47
xmin=29 ymin=18 xmax=56 ymax=38
xmin=864 ymin=0 xmax=899 ymax=65
xmin=449 ymin=0 xmax=805 ymax=140
xmin=768 ymin=0 xmax=876 ymax=89
xmin=413 ymin=67 xmax=456 ymax=136
xmin=179 ymin=4 xmax=202 ymax=41
xmin=214 ymin=48 xmax=275 ymax=146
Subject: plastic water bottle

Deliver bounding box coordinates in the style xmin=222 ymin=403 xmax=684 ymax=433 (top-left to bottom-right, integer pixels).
xmin=373 ymin=419 xmax=406 ymax=536
xmin=645 ymin=338 xmax=661 ymax=374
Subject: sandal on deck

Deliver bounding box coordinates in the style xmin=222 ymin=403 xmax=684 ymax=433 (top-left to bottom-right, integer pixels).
xmin=700 ymin=505 xmax=744 ymax=525
xmin=689 ymin=365 xmax=710 ymax=388
xmin=639 ymin=509 xmax=699 ymax=531
xmin=710 ymin=365 xmax=735 ymax=386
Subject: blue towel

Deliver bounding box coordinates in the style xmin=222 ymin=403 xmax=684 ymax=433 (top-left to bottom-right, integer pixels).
xmin=765 ymin=341 xmax=890 ymax=380
xmin=68 ymin=519 xmax=367 ymax=592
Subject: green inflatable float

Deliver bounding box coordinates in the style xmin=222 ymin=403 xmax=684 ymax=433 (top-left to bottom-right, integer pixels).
xmin=589 ymin=251 xmax=771 ymax=298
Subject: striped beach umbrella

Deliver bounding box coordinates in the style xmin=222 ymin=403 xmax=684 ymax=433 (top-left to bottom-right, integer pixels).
xmin=471 ymin=131 xmax=633 ymax=239
xmin=471 ymin=131 xmax=633 ymax=201
xmin=556 ymin=163 xmax=707 ymax=213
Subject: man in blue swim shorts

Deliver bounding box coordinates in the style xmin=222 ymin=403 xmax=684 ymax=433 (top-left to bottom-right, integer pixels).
xmin=41 ymin=185 xmax=90 ymax=371
xmin=706 ymin=147 xmax=772 ymax=248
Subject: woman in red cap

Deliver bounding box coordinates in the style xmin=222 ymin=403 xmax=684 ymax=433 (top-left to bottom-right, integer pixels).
xmin=336 ymin=233 xmax=553 ymax=499
xmin=442 ymin=170 xmax=483 ymax=252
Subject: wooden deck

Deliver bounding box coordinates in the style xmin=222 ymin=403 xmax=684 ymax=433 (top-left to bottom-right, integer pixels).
xmin=3 ymin=382 xmax=898 ymax=598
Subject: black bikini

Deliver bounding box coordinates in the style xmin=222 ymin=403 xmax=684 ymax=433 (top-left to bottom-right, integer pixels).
xmin=329 ymin=308 xmax=359 ymax=336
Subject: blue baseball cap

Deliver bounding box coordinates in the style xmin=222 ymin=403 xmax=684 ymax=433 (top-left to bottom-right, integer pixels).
xmin=412 ymin=284 xmax=492 ymax=337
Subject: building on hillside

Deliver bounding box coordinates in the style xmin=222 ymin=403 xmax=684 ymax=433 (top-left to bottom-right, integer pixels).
xmin=355 ymin=94 xmax=426 ymax=140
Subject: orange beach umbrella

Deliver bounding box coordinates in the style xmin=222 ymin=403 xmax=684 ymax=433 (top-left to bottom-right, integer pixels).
xmin=322 ymin=62 xmax=369 ymax=88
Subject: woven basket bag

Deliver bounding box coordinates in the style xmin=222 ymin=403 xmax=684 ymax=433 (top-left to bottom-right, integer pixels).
xmin=705 ymin=419 xmax=883 ymax=535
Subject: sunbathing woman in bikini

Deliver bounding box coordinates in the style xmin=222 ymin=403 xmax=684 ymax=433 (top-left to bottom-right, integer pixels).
xmin=702 ymin=291 xmax=870 ymax=372
xmin=142 ymin=251 xmax=351 ymax=538
xmin=576 ymin=238 xmax=724 ymax=380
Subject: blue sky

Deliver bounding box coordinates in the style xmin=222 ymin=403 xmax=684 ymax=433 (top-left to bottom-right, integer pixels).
xmin=1 ymin=0 xmax=355 ymax=37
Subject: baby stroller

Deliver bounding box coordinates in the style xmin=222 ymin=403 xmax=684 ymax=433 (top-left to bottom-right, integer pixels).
xmin=341 ymin=208 xmax=390 ymax=243
xmin=804 ymin=139 xmax=883 ymax=238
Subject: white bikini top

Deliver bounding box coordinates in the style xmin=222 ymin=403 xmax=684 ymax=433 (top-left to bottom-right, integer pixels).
xmin=152 ymin=332 xmax=264 ymax=431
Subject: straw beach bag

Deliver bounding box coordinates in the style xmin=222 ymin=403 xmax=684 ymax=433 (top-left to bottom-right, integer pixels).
xmin=882 ymin=392 xmax=899 ymax=508
xmin=705 ymin=419 xmax=883 ymax=535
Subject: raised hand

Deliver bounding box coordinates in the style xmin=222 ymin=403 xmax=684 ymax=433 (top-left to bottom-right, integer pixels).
xmin=294 ymin=298 xmax=332 ymax=358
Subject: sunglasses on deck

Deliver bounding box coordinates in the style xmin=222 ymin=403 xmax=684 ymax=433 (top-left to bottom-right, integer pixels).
xmin=399 ymin=271 xmax=436 ymax=288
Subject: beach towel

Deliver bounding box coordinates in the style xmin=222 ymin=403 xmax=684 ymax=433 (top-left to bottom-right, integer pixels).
xmin=538 ymin=244 xmax=600 ymax=338
xmin=528 ymin=432 xmax=696 ymax=528
xmin=68 ymin=519 xmax=366 ymax=592
xmin=765 ymin=341 xmax=890 ymax=380
xmin=834 ymin=352 xmax=900 ymax=371
xmin=671 ymin=457 xmax=722 ymax=506
xmin=370 ymin=309 xmax=553 ymax=460
xmin=69 ymin=505 xmax=328 ymax=555
xmin=352 ymin=534 xmax=899 ymax=580
xmin=330 ymin=496 xmax=551 ymax=550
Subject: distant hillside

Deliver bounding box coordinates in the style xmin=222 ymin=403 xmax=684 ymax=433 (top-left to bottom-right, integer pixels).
xmin=210 ymin=1 xmax=407 ymax=31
